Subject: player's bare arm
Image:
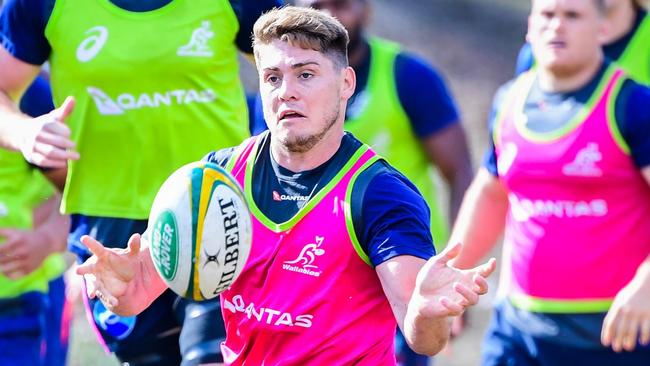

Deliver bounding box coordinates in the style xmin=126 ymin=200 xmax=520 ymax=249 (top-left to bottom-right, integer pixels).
xmin=76 ymin=234 xmax=167 ymax=316
xmin=449 ymin=168 xmax=508 ymax=269
xmin=0 ymin=46 xmax=79 ymax=167
xmin=601 ymin=167 xmax=650 ymax=352
xmin=377 ymin=243 xmax=496 ymax=355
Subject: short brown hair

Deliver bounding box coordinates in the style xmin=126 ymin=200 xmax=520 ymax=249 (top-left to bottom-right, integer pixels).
xmin=252 ymin=6 xmax=349 ymax=68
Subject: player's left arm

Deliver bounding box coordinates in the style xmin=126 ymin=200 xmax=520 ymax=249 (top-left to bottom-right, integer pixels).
xmin=395 ymin=53 xmax=473 ymax=223
xmin=600 ymin=82 xmax=650 ymax=352
xmin=358 ymin=165 xmax=495 ymax=356
xmin=377 ymin=245 xmax=495 ymax=356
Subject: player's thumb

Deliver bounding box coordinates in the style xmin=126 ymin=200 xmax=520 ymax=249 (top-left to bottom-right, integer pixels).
xmin=127 ymin=233 xmax=141 ymax=257
xmin=52 ymin=96 xmax=75 ymax=122
xmin=439 ymin=242 xmax=462 ymax=265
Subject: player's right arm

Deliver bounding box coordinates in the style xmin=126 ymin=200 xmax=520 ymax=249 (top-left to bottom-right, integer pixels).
xmin=449 ymin=84 xmax=511 ymax=270
xmin=76 ymin=234 xmax=168 ymax=317
xmin=447 ymin=168 xmax=508 ymax=270
xmin=0 ymin=0 xmax=78 ymax=167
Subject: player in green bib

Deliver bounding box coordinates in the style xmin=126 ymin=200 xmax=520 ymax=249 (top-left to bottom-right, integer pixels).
xmin=0 ymin=147 xmax=69 ymax=365
xmin=0 ymin=0 xmax=281 ymax=365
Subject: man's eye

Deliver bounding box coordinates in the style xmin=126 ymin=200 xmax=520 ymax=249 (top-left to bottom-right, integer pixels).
xmin=267 ymin=75 xmax=280 ymax=83
xmin=299 ymin=72 xmax=313 ymax=79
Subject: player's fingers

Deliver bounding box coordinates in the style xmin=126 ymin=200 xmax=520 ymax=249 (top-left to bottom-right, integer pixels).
xmin=612 ymin=311 xmax=630 ymax=352
xmin=601 ymin=309 xmax=620 ymax=347
xmin=438 ymin=242 xmax=462 ymax=265
xmin=475 ymin=257 xmax=497 ymax=278
xmin=439 ymin=296 xmax=464 ymax=317
xmin=453 ymin=281 xmax=479 ymax=306
xmin=93 ymin=281 xmax=118 ymax=309
xmin=51 ymin=96 xmax=75 ymax=122
xmin=640 ymin=318 xmax=650 ymax=346
xmin=127 ymin=233 xmax=141 ymax=257
xmin=33 ymin=142 xmax=80 ymax=163
xmin=473 ymin=274 xmax=489 ymax=295
xmin=82 ymin=274 xmax=98 ymax=298
xmin=36 ymin=129 xmax=76 ymax=149
xmin=623 ymin=317 xmax=640 ymax=352
xmin=80 ymin=235 xmax=109 ymax=259
xmin=0 ymin=260 xmax=25 ymax=279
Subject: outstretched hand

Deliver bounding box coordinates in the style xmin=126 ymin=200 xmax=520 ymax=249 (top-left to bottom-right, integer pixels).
xmin=76 ymin=234 xmax=142 ymax=311
xmin=412 ymin=242 xmax=496 ymax=318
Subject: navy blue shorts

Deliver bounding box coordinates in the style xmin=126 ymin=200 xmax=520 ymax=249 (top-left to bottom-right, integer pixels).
xmin=70 ymin=214 xmax=226 ymax=366
xmin=0 ymin=291 xmax=47 ymax=366
xmin=482 ymin=299 xmax=650 ymax=366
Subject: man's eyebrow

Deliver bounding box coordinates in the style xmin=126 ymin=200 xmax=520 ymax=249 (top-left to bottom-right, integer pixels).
xmin=263 ymin=61 xmax=320 ymax=72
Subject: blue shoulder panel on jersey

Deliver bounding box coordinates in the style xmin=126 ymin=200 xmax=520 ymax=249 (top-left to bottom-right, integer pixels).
xmin=394 ymin=52 xmax=460 ymax=138
xmin=616 ymin=80 xmax=650 ymax=168
xmin=19 ymin=75 xmax=54 ymax=117
xmin=352 ymin=160 xmax=435 ymax=267
xmin=0 ymin=0 xmax=54 ymax=64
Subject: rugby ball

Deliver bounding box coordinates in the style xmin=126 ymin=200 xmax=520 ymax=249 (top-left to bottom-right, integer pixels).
xmin=147 ymin=161 xmax=252 ymax=301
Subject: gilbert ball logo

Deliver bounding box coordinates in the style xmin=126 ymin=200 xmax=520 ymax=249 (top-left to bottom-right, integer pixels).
xmin=151 ymin=209 xmax=179 ymax=281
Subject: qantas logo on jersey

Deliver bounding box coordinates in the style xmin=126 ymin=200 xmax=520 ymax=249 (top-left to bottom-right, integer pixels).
xmin=87 ymin=86 xmax=216 ymax=115
xmin=272 ymin=190 xmax=309 ymax=202
xmin=283 ymin=236 xmax=325 ymax=277
xmin=178 ymin=21 xmax=215 ymax=57
xmin=509 ymin=195 xmax=608 ymax=221
xmin=223 ymin=294 xmax=314 ymax=328
xmin=562 ymin=143 xmax=603 ymax=177
xmin=77 ymin=26 xmax=109 ymax=62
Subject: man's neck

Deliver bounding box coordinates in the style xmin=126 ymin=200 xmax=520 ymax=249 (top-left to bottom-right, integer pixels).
xmin=270 ymin=130 xmax=344 ymax=173
xmin=537 ymin=55 xmax=604 ymax=93
xmin=605 ymin=1 xmax=637 ymax=44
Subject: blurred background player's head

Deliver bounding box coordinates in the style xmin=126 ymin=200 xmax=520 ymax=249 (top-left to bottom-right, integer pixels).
xmin=294 ymin=0 xmax=370 ymax=52
xmin=527 ymin=0 xmax=608 ymax=76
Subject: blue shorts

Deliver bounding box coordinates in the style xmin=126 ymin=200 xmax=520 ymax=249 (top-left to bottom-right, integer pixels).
xmin=482 ymin=299 xmax=650 ymax=366
xmin=69 ymin=214 xmax=226 ymax=366
xmin=44 ymin=276 xmax=69 ymax=366
xmin=0 ymin=291 xmax=47 ymax=366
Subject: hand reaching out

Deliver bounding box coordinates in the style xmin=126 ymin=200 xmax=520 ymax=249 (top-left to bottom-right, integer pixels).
xmin=412 ymin=242 xmax=496 ymax=318
xmin=76 ymin=234 xmax=142 ymax=311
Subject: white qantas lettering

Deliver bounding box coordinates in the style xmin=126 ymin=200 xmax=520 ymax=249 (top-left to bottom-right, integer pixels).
xmin=510 ymin=195 xmax=608 ymax=221
xmin=223 ymin=295 xmax=313 ymax=328
xmin=87 ymin=86 xmax=216 ymax=115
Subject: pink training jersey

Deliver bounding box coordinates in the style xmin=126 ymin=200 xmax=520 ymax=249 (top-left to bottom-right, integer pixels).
xmin=220 ymin=135 xmax=397 ymax=365
xmin=494 ymin=65 xmax=650 ymax=313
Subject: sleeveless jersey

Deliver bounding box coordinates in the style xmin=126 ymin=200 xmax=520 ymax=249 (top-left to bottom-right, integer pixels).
xmin=616 ymin=13 xmax=650 ymax=85
xmin=493 ymin=65 xmax=650 ymax=313
xmin=220 ymin=135 xmax=397 ymax=365
xmin=0 ymin=150 xmax=65 ymax=298
xmin=45 ymin=0 xmax=249 ymax=218
xmin=345 ymin=38 xmax=448 ymax=250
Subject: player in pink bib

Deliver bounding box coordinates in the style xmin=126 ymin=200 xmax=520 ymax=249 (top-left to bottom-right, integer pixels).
xmin=450 ymin=0 xmax=650 ymax=365
xmin=74 ymin=6 xmax=497 ymax=365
